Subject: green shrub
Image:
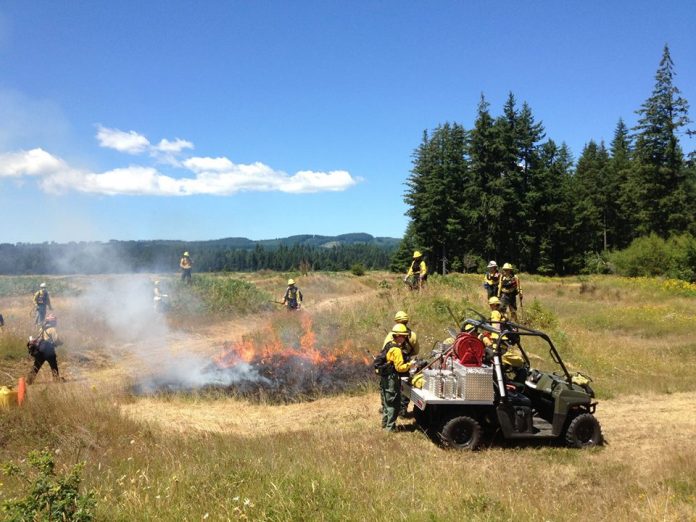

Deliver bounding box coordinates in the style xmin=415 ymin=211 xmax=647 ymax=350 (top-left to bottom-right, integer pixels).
xmin=168 ymin=274 xmax=272 ymax=316
xmin=609 ymin=233 xmax=696 ymax=281
xmin=581 ymin=251 xmax=611 ymax=275
xmin=522 ymin=298 xmax=558 ymax=330
xmin=1 ymin=451 xmax=96 ymax=521
xmin=350 ymin=263 xmax=366 ymax=276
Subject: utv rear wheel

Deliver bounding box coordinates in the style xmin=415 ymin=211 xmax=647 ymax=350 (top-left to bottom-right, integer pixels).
xmin=441 ymin=416 xmax=482 ymax=450
xmin=565 ymin=413 xmax=603 ymax=448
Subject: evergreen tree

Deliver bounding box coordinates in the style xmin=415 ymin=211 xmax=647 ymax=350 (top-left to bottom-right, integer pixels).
xmin=610 ymin=119 xmax=634 ymax=248
xmin=516 ymin=101 xmax=546 ymax=270
xmin=468 ymin=95 xmax=501 ymax=259
xmin=492 ymin=93 xmax=524 ymax=266
xmin=630 ymin=44 xmax=692 ymax=236
xmin=404 ymin=123 xmax=468 ymax=272
xmin=527 ymin=140 xmax=572 ymax=274
xmin=572 ymin=141 xmax=611 ymax=255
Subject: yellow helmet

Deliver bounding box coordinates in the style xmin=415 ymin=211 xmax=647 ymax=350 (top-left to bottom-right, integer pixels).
xmin=502 ymin=263 xmax=513 ymax=270
xmin=287 ymin=278 xmax=295 ymax=285
xmin=413 ymin=250 xmax=422 ymax=259
xmin=488 ymin=296 xmax=501 ymax=306
xmin=391 ymin=323 xmax=409 ymax=336
xmin=394 ymin=311 xmax=409 ymax=323
xmin=183 ymin=251 xmax=190 ymax=257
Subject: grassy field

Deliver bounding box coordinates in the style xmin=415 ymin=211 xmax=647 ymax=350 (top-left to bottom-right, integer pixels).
xmin=1 ymin=272 xmax=695 ymax=520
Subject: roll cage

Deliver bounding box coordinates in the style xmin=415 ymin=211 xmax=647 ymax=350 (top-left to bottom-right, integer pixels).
xmin=460 ymin=313 xmax=573 ymax=385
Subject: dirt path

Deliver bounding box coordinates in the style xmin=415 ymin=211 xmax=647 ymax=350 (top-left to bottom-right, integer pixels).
xmin=122 ymin=389 xmax=696 ymax=444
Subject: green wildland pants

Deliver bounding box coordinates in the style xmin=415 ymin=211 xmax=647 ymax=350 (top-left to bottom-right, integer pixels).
xmin=380 ymin=372 xmax=400 ymax=431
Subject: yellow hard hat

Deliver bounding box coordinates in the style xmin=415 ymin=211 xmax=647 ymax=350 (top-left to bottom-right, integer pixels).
xmin=502 ymin=263 xmax=513 ymax=270
xmin=183 ymin=251 xmax=190 ymax=257
xmin=394 ymin=311 xmax=409 ymax=323
xmin=287 ymin=278 xmax=295 ymax=285
xmin=411 ymin=373 xmax=424 ymax=389
xmin=488 ymin=296 xmax=501 ymax=306
xmin=391 ymin=323 xmax=409 ymax=336
xmin=413 ymin=251 xmax=422 ymax=259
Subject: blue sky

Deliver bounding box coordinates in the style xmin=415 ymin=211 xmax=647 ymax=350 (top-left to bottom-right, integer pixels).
xmin=1 ymin=1 xmax=695 ymax=243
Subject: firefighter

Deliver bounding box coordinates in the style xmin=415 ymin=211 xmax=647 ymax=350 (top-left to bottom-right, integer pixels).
xmin=33 ymin=283 xmax=53 ymax=326
xmin=483 ymin=260 xmax=500 ymax=298
xmin=26 ymin=314 xmax=63 ymax=384
xmin=282 ymin=279 xmax=303 ymax=310
xmin=382 ymin=311 xmax=420 ymax=358
xmin=405 ymin=251 xmax=427 ymax=290
xmin=482 ymin=296 xmax=525 ymax=377
xmin=479 ymin=296 xmax=507 ymax=350
xmin=379 ymin=324 xmax=415 ymax=432
xmin=487 ymin=296 xmax=506 ymax=326
xmin=382 ymin=311 xmax=420 ymax=416
xmin=153 ymin=280 xmax=168 ymax=313
xmin=498 ymin=263 xmax=522 ymax=322
xmin=179 ymin=252 xmax=193 ymax=284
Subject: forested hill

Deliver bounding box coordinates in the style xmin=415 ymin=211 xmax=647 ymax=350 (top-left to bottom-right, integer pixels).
xmin=0 ymin=234 xmax=400 ymax=275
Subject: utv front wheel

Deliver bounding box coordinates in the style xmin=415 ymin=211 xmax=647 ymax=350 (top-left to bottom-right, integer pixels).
xmin=565 ymin=413 xmax=603 ymax=448
xmin=441 ymin=416 xmax=482 ymax=450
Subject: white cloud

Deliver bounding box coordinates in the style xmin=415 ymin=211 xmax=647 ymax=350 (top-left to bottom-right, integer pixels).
xmin=96 ymin=126 xmax=151 ymax=154
xmin=154 ymin=138 xmax=194 ymax=154
xmin=0 ymin=148 xmax=67 ymax=177
xmin=183 ymin=156 xmax=234 ymax=172
xmin=0 ymin=148 xmax=358 ymax=196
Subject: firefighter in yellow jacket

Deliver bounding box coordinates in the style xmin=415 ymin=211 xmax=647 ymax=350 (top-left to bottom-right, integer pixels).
xmin=483 ymin=260 xmax=500 ymax=298
xmin=33 ymin=282 xmax=53 ymax=326
xmin=405 ymin=251 xmax=428 ymax=290
xmin=382 ymin=311 xmax=420 ymax=358
xmin=179 ymin=252 xmax=193 ymax=284
xmin=282 ymin=279 xmax=303 ymax=310
xmin=498 ymin=263 xmax=522 ymax=322
xmin=482 ymin=296 xmax=525 ymax=375
xmin=27 ymin=314 xmax=63 ymax=384
xmin=378 ymin=324 xmax=415 ymax=432
xmin=382 ymin=311 xmax=419 ymax=416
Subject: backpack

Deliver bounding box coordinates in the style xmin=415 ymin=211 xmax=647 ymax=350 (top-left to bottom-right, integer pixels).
xmin=373 ymin=342 xmax=396 ymax=376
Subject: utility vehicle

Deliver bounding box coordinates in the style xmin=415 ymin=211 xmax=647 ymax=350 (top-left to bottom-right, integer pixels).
xmin=404 ymin=316 xmax=602 ymax=450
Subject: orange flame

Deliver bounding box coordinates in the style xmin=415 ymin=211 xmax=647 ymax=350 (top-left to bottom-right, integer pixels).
xmin=212 ymin=315 xmax=359 ymax=370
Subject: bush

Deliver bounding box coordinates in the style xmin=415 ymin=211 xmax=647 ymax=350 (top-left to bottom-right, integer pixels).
xmin=609 ymin=233 xmax=696 ymax=281
xmin=350 ymin=263 xmax=366 ymax=276
xmin=522 ymin=298 xmax=558 ymax=330
xmin=169 ymin=274 xmax=272 ymax=316
xmin=581 ymin=251 xmax=611 ymax=275
xmin=1 ymin=451 xmax=96 ymax=521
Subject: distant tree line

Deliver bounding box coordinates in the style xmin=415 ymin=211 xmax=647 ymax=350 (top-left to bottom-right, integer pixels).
xmin=0 ymin=239 xmax=396 ymax=275
xmin=396 ymin=45 xmax=696 ymax=276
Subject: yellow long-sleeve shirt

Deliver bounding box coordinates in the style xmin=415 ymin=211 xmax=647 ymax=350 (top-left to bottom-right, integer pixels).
xmin=386 ymin=344 xmax=412 ymax=374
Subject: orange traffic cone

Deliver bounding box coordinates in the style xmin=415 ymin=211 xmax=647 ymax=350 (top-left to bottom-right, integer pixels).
xmin=17 ymin=377 xmax=26 ymax=406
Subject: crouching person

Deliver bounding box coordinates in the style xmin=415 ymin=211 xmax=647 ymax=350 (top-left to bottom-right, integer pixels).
xmin=376 ymin=324 xmax=415 ymax=432
xmin=27 ymin=314 xmax=63 ymax=384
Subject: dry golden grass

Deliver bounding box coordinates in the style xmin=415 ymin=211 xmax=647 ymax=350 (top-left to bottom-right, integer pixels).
xmin=1 ymin=272 xmax=695 ymax=520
